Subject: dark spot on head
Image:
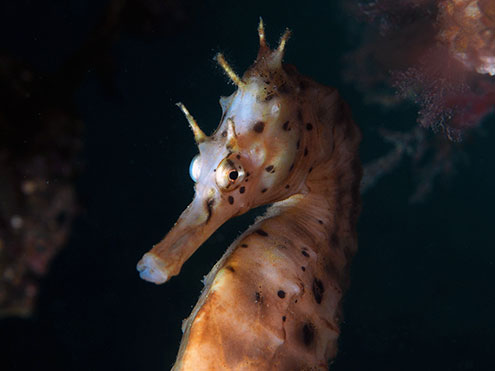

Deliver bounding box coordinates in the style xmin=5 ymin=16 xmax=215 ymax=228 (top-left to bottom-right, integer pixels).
xmin=302 ymin=322 xmax=315 ymax=347
xmin=306 ymin=123 xmax=313 ymax=131
xmin=265 ymin=93 xmax=274 ymax=101
xmin=304 ymin=147 xmax=308 ymax=156
xmin=277 ymin=290 xmax=286 ymax=299
xmin=253 ymin=121 xmax=265 ymax=133
xmin=205 ymin=198 xmax=214 ymax=223
xmin=265 ymin=165 xmax=274 ymax=173
xmin=261 ymin=188 xmax=267 ymax=193
xmin=285 ymin=184 xmax=290 ymax=189
xmin=308 ymin=167 xmax=313 ymax=173
xmin=296 ymin=139 xmax=300 ymax=149
xmin=282 ymin=121 xmax=290 ymax=131
xmin=256 ymin=229 xmax=268 ymax=237
xmin=301 ymin=266 xmax=306 ymax=272
xmin=221 ymin=130 xmax=227 ymax=137
xmin=264 ymin=80 xmax=270 ymax=85
xmin=246 ymin=172 xmax=250 ymax=177
xmin=301 ymin=250 xmax=310 ymax=258
xmin=239 ymin=186 xmax=245 ymax=194
xmin=236 ymin=154 xmax=241 ymax=159
xmin=282 ymin=316 xmax=286 ymax=322
xmin=255 ymin=291 xmax=263 ymax=303
xmin=226 ymin=265 xmax=235 ymax=273
xmin=289 ymin=163 xmax=294 ymax=171
xmin=228 ymin=196 xmax=234 ymax=205
xmin=318 ymin=219 xmax=323 ymax=225
xmin=312 ymin=278 xmax=324 ymax=304
xmin=240 ymin=243 xmax=248 ymax=248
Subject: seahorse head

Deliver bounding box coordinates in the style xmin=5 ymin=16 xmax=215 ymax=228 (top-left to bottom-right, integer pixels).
xmin=137 ymin=20 xmax=315 ymax=284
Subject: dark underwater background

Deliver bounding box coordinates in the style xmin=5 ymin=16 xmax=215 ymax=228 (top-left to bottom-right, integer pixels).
xmin=1 ymin=1 xmax=494 ymax=370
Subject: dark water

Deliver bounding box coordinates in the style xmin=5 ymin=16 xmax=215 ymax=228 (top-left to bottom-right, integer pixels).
xmin=1 ymin=1 xmax=494 ymax=370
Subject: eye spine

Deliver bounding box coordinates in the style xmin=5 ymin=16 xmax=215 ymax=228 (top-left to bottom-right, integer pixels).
xmin=176 ymin=102 xmax=207 ymax=144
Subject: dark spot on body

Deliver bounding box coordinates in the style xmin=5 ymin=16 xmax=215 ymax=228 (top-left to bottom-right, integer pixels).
xmin=282 ymin=316 xmax=287 ymax=322
xmin=255 ymin=292 xmax=263 ymax=303
xmin=318 ymin=219 xmax=323 ymax=224
xmin=277 ymin=244 xmax=286 ymax=249
xmin=240 ymin=243 xmax=248 ymax=248
xmin=301 ymin=266 xmax=306 ymax=272
xmin=265 ymin=165 xmax=274 ymax=173
xmin=302 ymin=322 xmax=315 ymax=346
xmin=309 ymin=167 xmax=313 ymax=173
xmin=261 ymin=188 xmax=267 ymax=193
xmin=282 ymin=121 xmax=290 ymax=131
xmin=265 ymin=94 xmax=274 ymax=102
xmin=285 ymin=184 xmax=290 ymax=189
xmin=289 ymin=163 xmax=294 ymax=171
xmin=277 ymin=290 xmax=286 ymax=299
xmin=256 ymin=229 xmax=268 ymax=237
xmin=226 ymin=265 xmax=235 ymax=273
xmin=312 ymin=278 xmax=324 ymax=304
xmin=330 ymin=232 xmax=339 ymax=246
xmin=221 ymin=130 xmax=227 ymax=137
xmin=306 ymin=123 xmax=313 ymax=131
xmin=253 ymin=121 xmax=265 ymax=133
xmin=228 ymin=196 xmax=234 ymax=205
xmin=304 ymin=147 xmax=308 ymax=156
xmin=236 ymin=154 xmax=241 ymax=159
xmin=301 ymin=250 xmax=310 ymax=258
xmin=239 ymin=186 xmax=245 ymax=194
xmin=246 ymin=172 xmax=250 ymax=177
xmin=296 ymin=139 xmax=300 ymax=149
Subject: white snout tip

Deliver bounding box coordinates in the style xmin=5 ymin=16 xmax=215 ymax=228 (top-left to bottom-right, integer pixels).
xmin=137 ymin=253 xmax=169 ymax=284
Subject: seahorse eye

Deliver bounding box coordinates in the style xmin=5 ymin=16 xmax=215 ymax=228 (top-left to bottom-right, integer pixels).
xmin=189 ymin=154 xmax=201 ymax=182
xmin=216 ymin=157 xmax=245 ymax=190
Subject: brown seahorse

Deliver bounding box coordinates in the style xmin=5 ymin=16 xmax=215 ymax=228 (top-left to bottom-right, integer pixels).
xmin=137 ymin=20 xmax=362 ymax=370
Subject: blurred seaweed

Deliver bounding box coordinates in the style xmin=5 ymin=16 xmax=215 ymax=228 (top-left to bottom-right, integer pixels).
xmin=0 ymin=0 xmax=191 ymax=318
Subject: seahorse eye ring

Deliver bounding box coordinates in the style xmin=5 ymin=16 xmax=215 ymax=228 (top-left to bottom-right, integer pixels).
xmin=215 ymin=157 xmax=245 ymax=190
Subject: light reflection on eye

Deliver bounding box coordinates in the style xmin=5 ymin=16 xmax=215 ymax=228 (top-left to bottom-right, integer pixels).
xmin=189 ymin=154 xmax=201 ymax=182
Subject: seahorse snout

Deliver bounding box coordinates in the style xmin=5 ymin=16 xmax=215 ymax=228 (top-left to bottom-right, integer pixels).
xmin=137 ymin=252 xmax=168 ymax=284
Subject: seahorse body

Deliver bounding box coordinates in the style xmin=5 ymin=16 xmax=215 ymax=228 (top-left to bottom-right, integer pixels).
xmin=137 ymin=21 xmax=362 ymax=370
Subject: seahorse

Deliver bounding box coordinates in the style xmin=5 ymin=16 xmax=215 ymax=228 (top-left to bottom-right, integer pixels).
xmin=137 ymin=20 xmax=362 ymax=370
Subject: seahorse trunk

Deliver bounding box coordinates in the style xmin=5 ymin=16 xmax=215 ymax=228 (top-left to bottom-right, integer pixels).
xmin=173 ymin=94 xmax=361 ymax=370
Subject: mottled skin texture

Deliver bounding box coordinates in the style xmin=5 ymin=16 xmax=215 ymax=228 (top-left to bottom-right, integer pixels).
xmin=137 ymin=24 xmax=361 ymax=370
